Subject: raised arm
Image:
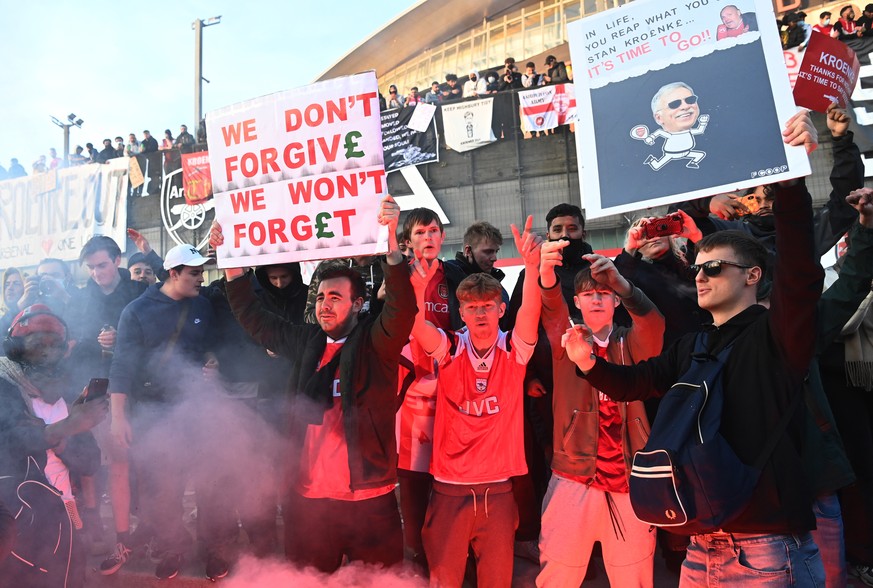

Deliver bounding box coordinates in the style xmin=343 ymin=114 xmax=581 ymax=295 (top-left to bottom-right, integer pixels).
xmin=370 ymin=196 xmax=416 ymax=360
xmin=409 ymin=257 xmax=443 ymax=354
xmin=812 ymin=104 xmax=863 ymax=255
xmin=818 ymin=188 xmax=873 ymax=349
xmin=511 ymin=215 xmax=543 ymax=346
xmin=539 ymin=239 xmax=571 ymax=356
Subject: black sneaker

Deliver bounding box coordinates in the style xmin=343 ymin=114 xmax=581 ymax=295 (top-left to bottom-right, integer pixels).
xmin=99 ymin=542 xmax=132 ymax=575
xmin=205 ymin=554 xmax=229 ymax=581
xmin=155 ymin=553 xmax=182 ymax=580
xmin=851 ymin=564 xmax=873 ymax=587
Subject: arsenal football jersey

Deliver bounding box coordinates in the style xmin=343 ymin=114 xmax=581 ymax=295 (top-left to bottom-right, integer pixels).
xmin=429 ymin=329 xmax=534 ymax=484
xmin=396 ymin=264 xmax=451 ymax=472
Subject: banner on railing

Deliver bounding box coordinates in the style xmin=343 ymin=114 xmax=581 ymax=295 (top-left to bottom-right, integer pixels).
xmin=0 ymin=159 xmax=129 ymax=266
xmin=381 ymin=104 xmax=439 ymax=172
xmin=518 ymin=84 xmax=577 ymax=132
xmin=441 ymin=98 xmax=497 ymax=152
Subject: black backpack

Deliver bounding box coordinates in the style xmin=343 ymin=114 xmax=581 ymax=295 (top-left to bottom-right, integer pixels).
xmin=628 ymin=332 xmax=799 ymax=534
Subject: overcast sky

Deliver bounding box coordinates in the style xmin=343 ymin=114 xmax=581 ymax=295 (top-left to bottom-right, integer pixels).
xmin=0 ymin=0 xmax=417 ymax=170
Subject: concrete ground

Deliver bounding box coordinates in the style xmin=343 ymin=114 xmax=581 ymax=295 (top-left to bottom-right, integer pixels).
xmin=82 ymin=490 xmax=866 ymax=587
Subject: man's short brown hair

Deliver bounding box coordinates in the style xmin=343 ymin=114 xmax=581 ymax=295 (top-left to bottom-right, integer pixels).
xmin=401 ymin=208 xmax=444 ymax=243
xmin=456 ymin=273 xmax=503 ymax=304
xmin=463 ymin=221 xmax=503 ymax=249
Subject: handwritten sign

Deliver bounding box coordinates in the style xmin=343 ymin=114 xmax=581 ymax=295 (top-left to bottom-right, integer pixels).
xmin=793 ymin=32 xmax=860 ymax=111
xmin=206 ymin=72 xmax=387 ymax=269
xmin=567 ymin=0 xmax=810 ymax=219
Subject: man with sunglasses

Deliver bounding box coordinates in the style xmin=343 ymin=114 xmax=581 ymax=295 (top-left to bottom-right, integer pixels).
xmin=561 ymin=113 xmax=828 ymax=585
xmin=642 ymin=82 xmax=709 ymax=171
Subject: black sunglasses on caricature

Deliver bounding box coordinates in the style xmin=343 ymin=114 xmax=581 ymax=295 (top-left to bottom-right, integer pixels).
xmin=689 ymin=259 xmax=753 ymax=277
xmin=665 ymin=95 xmax=698 ymax=109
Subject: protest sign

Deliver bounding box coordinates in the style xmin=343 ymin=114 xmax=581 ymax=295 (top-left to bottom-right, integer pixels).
xmin=0 ymin=160 xmax=129 ymax=266
xmin=441 ymin=98 xmax=496 ymax=152
xmin=408 ymin=103 xmax=436 ymax=133
xmin=181 ymin=152 xmax=213 ymax=205
xmin=205 ymin=72 xmax=387 ymax=268
xmin=567 ymin=0 xmax=810 ymax=219
xmin=519 ymin=84 xmax=577 ymax=132
xmin=129 ymin=156 xmax=144 ymax=188
xmin=381 ymin=105 xmax=439 ymax=172
xmin=793 ymin=32 xmax=860 ymax=111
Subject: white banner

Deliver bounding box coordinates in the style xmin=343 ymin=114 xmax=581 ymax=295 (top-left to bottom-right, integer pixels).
xmin=568 ymin=0 xmax=810 ymax=219
xmin=206 ymin=72 xmax=388 ymax=269
xmin=442 ymin=98 xmax=496 ymax=152
xmin=518 ymin=84 xmax=578 ymax=132
xmin=0 ymin=159 xmax=129 ymax=267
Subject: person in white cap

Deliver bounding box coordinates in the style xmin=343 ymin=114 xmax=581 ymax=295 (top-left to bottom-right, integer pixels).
xmin=106 ymin=243 xmax=228 ymax=581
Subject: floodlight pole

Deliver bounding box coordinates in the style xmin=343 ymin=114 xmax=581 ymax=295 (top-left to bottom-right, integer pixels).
xmin=193 ymin=16 xmax=221 ymax=129
xmin=51 ymin=116 xmax=82 ymax=167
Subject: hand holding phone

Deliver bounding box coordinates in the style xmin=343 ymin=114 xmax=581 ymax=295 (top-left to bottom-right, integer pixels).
xmin=83 ymin=378 xmax=109 ymax=402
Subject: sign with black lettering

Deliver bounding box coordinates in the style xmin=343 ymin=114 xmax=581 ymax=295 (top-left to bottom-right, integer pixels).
xmin=567 ymin=0 xmax=810 ymax=218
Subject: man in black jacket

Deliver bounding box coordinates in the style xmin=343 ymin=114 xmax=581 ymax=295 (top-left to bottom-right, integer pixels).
xmin=563 ymin=111 xmax=826 ymax=586
xmin=140 ymin=130 xmax=158 ymax=153
xmin=65 ymin=236 xmax=146 ymax=576
xmin=211 ymin=196 xmax=415 ymax=572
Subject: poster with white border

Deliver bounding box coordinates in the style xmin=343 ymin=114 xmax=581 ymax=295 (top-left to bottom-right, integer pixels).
xmin=568 ymin=0 xmax=810 ymax=219
xmin=206 ymin=71 xmax=388 ymax=268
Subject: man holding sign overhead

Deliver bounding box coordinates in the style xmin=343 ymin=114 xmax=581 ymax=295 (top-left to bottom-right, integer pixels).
xmin=209 ymin=195 xmax=415 ymax=572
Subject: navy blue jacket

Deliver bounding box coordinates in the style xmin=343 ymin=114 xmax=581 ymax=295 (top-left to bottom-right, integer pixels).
xmin=109 ymin=284 xmax=215 ymax=403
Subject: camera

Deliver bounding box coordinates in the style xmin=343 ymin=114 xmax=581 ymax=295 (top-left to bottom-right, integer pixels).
xmin=642 ymin=213 xmax=684 ymax=239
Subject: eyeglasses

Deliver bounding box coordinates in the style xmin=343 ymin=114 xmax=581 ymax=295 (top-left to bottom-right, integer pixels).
xmin=664 ymin=95 xmax=698 ymax=110
xmin=690 ymin=259 xmax=753 ymax=277
xmin=389 ymin=89 xmax=397 ymax=94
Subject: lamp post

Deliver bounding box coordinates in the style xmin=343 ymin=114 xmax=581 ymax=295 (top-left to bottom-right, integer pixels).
xmin=193 ymin=15 xmax=222 ymax=130
xmin=50 ymin=114 xmax=84 ymax=167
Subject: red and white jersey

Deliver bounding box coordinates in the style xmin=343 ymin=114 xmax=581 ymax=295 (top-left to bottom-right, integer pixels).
xmin=396 ymin=339 xmax=438 ymax=472
xmin=430 ymin=329 xmax=534 ymax=484
xmin=395 ymin=264 xmax=451 ymax=472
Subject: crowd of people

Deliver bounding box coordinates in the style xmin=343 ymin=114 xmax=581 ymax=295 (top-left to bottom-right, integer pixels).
xmin=1 ymin=100 xmax=873 ymax=588
xmin=0 ymin=124 xmax=202 ymax=182
xmin=380 ymin=54 xmax=571 ymax=111
xmin=778 ymin=4 xmax=873 ymax=50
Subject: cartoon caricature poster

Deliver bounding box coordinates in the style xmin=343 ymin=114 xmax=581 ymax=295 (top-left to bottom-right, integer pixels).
xmin=568 ymin=0 xmax=810 ymax=218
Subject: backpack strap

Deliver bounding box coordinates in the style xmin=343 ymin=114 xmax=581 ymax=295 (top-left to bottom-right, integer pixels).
xmin=693 ymin=330 xmax=803 ymax=470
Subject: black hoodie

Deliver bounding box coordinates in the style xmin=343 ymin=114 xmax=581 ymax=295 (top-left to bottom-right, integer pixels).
xmin=254 ymin=263 xmax=308 ymax=325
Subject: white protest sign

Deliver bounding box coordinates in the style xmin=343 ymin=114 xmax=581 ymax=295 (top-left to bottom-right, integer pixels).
xmin=568 ymin=0 xmax=810 ymax=219
xmin=206 ymin=72 xmax=387 ymax=268
xmin=408 ymin=102 xmax=436 ymax=133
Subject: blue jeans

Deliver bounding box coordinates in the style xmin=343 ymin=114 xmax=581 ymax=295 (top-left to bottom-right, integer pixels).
xmin=811 ymin=494 xmax=846 ymax=588
xmin=680 ymin=531 xmax=825 ymax=587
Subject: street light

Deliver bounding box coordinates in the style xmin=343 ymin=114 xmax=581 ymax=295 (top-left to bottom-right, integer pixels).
xmin=51 ymin=113 xmax=84 ymax=167
xmin=193 ymin=15 xmax=222 ymax=130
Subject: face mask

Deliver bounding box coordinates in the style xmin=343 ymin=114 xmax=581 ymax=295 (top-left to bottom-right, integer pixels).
xmin=824 ymin=18 xmax=831 ymax=25
xmin=557 ymin=237 xmax=590 ymax=263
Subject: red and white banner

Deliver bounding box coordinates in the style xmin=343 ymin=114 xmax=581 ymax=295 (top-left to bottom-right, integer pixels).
xmin=205 ymin=72 xmax=387 ymax=269
xmin=181 ymin=152 xmax=213 ymax=205
xmin=518 ymin=83 xmax=577 ymax=132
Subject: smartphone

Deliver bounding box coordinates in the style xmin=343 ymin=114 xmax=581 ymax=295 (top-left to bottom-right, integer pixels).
xmin=84 ymin=378 xmax=109 ymax=401
xmin=642 ymin=213 xmax=684 ymax=239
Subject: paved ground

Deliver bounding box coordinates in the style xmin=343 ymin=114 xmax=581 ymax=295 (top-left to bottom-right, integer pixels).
xmin=82 ymin=491 xmax=866 ymax=587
